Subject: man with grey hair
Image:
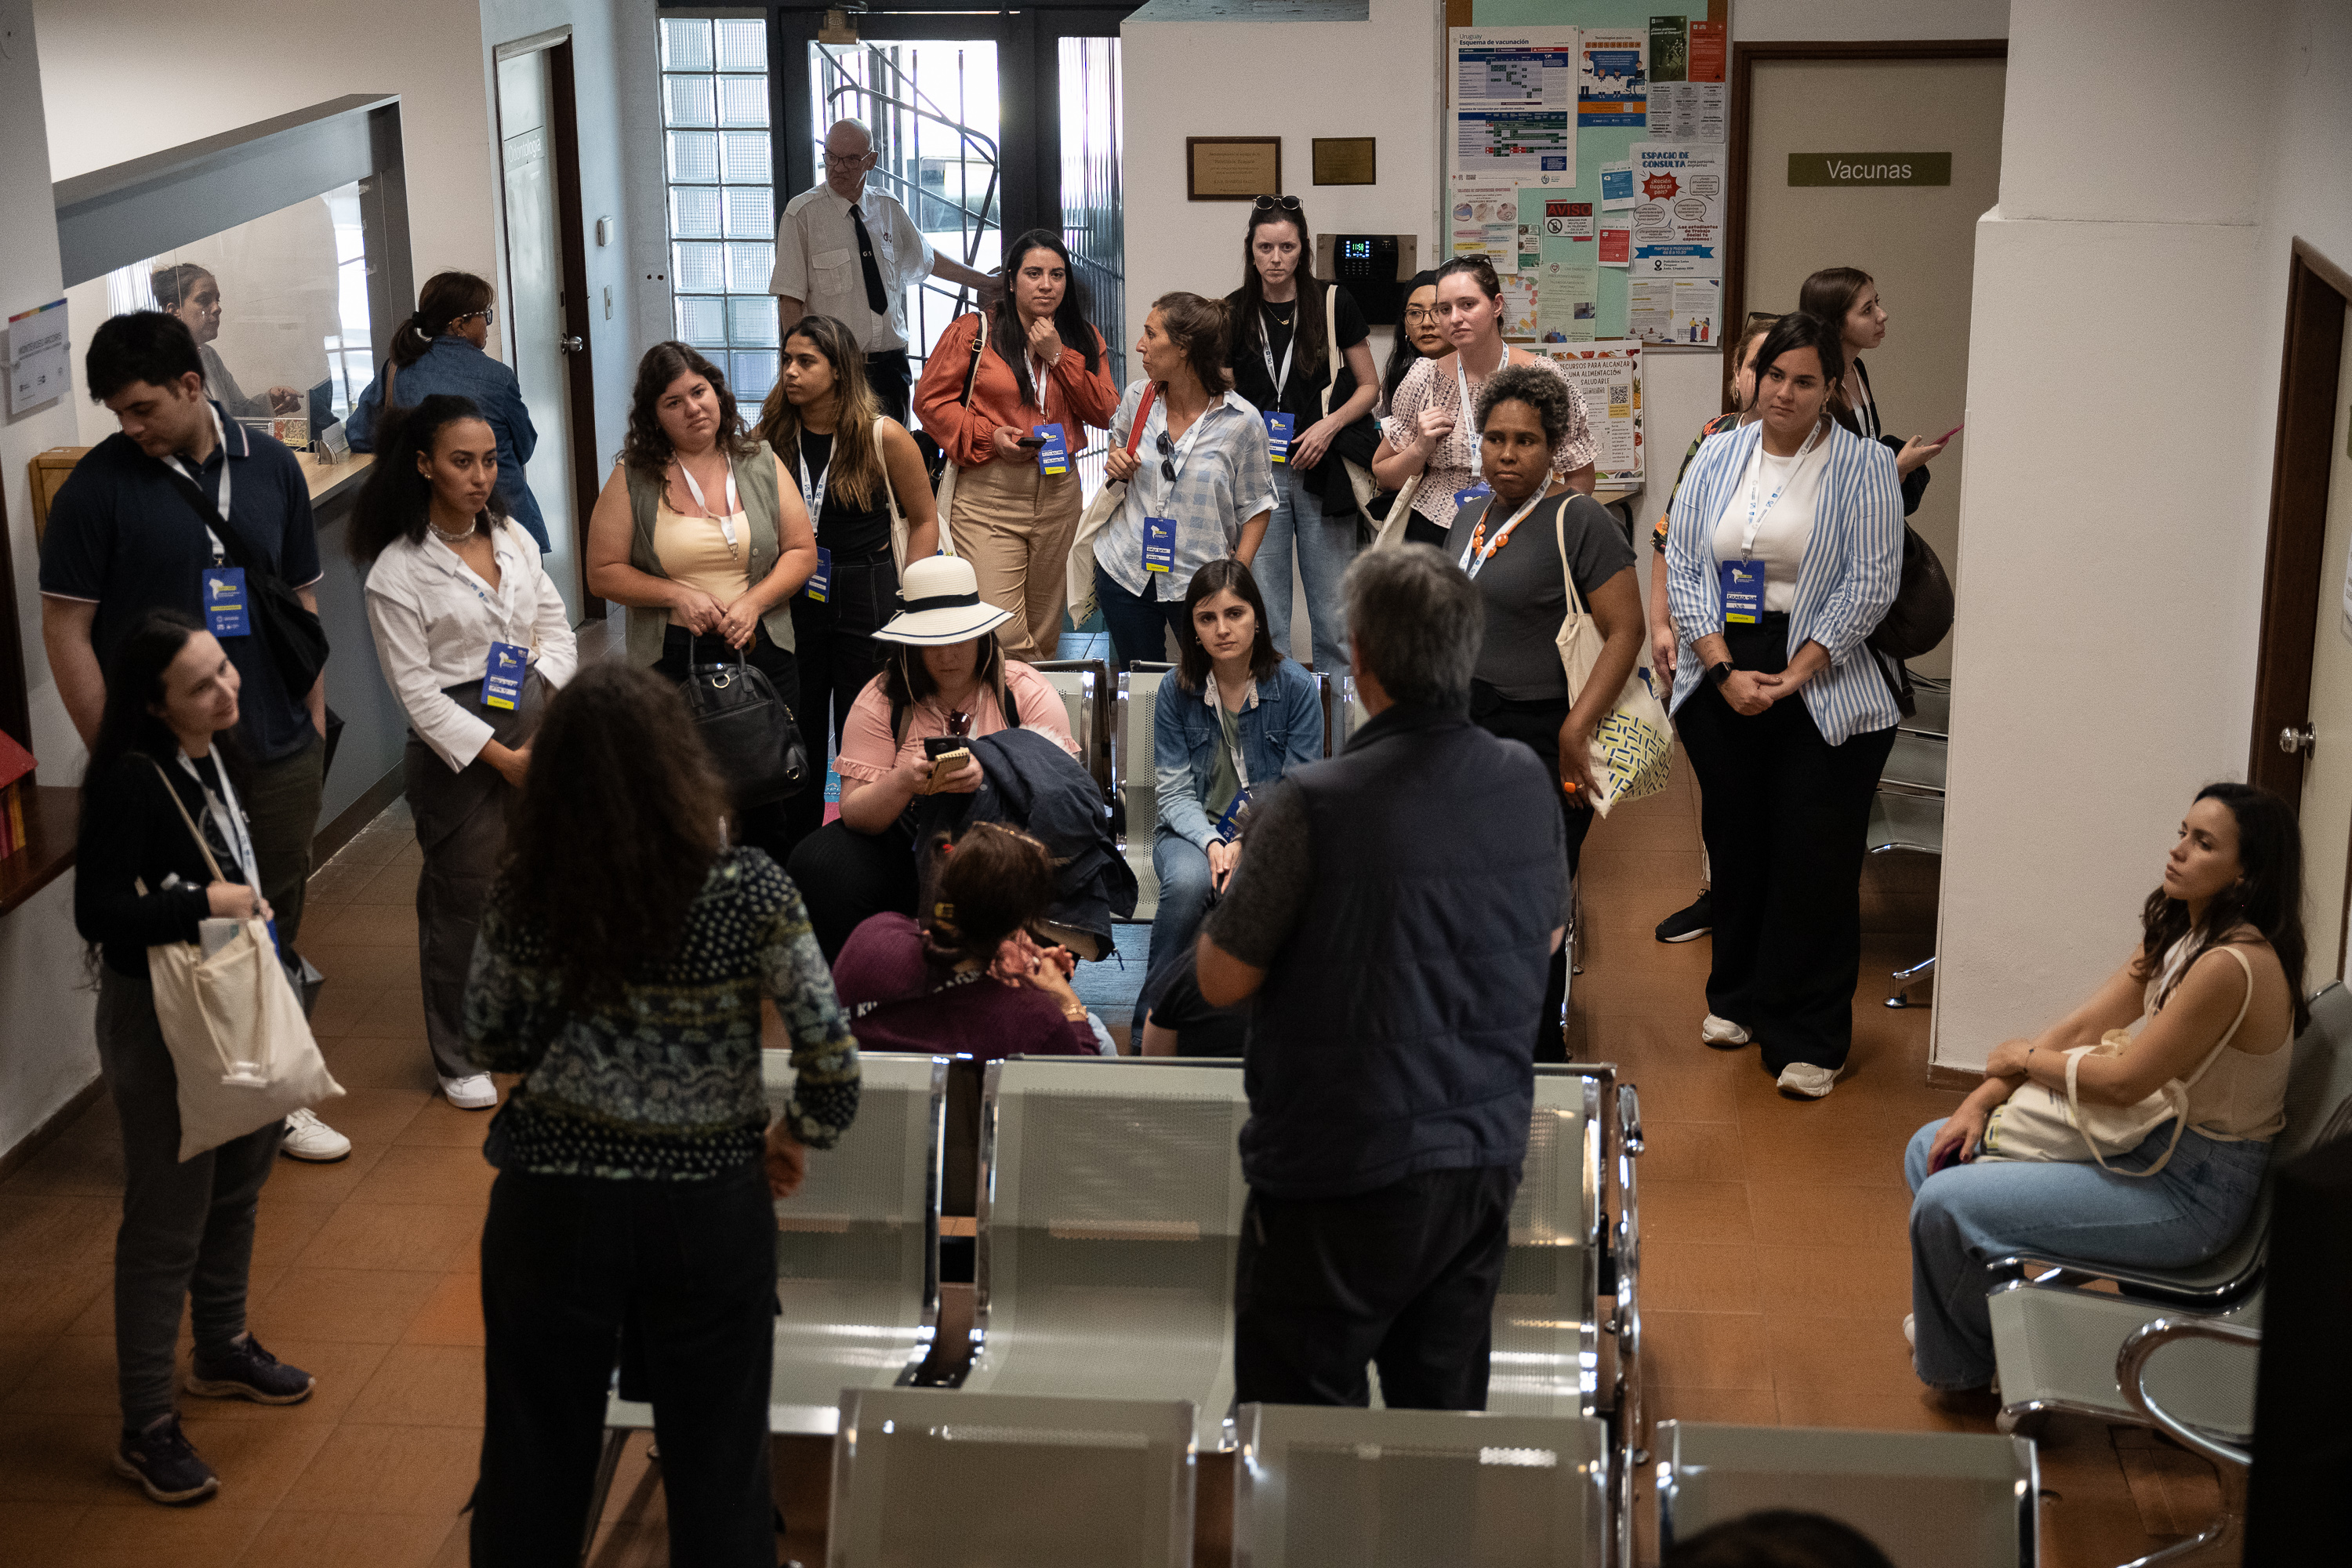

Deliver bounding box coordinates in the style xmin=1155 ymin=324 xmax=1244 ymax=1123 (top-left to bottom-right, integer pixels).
xmin=770 ymin=118 xmax=1000 ymax=422
xmin=1197 ymin=544 xmax=1568 ymax=1410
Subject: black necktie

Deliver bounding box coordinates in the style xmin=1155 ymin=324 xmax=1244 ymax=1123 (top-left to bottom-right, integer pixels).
xmin=848 ymin=202 xmax=890 ymax=316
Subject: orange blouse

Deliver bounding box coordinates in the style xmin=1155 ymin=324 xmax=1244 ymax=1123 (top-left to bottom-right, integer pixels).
xmin=913 ymin=312 xmax=1121 ymax=470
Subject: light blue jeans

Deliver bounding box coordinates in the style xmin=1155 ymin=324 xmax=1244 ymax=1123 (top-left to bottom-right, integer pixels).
xmin=1134 ymin=829 xmax=1216 ymax=1037
xmin=1255 ymin=465 xmax=1359 ymax=673
xmin=1902 ymin=1119 xmax=2269 ymax=1390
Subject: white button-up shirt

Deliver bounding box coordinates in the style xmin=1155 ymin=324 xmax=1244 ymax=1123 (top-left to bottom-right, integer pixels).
xmin=768 ymin=183 xmax=936 ymax=354
xmin=363 ymin=524 xmax=579 ymax=772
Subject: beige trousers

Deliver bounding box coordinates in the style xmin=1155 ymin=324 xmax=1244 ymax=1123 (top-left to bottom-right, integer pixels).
xmin=946 ymin=456 xmax=1084 ymax=662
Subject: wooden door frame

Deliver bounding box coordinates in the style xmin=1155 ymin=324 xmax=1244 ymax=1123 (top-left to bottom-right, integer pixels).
xmin=2249 ymin=240 xmax=2352 ymax=805
xmin=493 ymin=29 xmax=604 ymax=617
xmin=1722 ymin=38 xmax=2008 ymax=412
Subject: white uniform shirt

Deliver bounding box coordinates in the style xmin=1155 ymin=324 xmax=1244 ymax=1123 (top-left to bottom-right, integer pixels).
xmin=768 ymin=184 xmax=937 ymax=354
xmin=1711 ymin=437 xmax=1831 ymax=614
xmin=363 ymin=524 xmax=579 ymax=772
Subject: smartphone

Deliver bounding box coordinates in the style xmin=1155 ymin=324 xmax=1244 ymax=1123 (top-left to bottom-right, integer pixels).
xmin=922 ymin=735 xmax=967 ymax=760
xmin=926 ymin=746 xmax=971 ymax=786
xmin=1930 ymin=422 xmax=1964 ymax=448
xmin=1015 ymin=435 xmax=1046 ymax=448
xmin=1928 ymin=1138 xmax=1966 ymax=1175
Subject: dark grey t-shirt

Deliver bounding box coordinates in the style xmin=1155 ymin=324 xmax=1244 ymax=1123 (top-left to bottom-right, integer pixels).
xmin=1449 ymin=491 xmax=1637 ymax=702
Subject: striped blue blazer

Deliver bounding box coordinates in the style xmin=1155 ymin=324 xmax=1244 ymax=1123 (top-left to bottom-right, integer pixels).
xmin=1664 ymin=419 xmax=1904 ymax=745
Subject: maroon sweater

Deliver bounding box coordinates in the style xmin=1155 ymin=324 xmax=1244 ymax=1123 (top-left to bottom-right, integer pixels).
xmin=833 ymin=914 xmax=1097 ymax=1061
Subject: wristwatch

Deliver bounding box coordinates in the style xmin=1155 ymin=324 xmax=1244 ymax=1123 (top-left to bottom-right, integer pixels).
xmin=1707 ymin=661 xmax=1735 ymax=688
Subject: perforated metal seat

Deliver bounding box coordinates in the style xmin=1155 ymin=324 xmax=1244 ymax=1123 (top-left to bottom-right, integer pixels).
xmin=1867 ymin=789 xmax=1944 ymax=855
xmin=1233 ymin=1403 xmax=1609 ymax=1568
xmin=1484 ymin=1069 xmax=1607 ymax=1423
xmin=830 ymin=1388 xmax=1196 ymax=1567
xmin=1991 ymin=1287 xmax=2261 ymax=1439
xmin=1656 ymin=1421 xmax=2038 ymax=1567
xmin=1112 ymin=666 xmax=1174 ymax=922
xmin=1029 ymin=658 xmax=1109 ymax=790
xmin=963 ymin=1058 xmax=1250 ymax=1449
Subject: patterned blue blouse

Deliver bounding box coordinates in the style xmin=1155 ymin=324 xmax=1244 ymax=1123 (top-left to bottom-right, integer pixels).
xmin=464 ymin=848 xmax=861 ymax=1180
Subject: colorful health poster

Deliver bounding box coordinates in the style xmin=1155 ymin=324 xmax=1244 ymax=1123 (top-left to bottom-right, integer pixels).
xmin=1498 ymin=274 xmax=1540 ymax=341
xmin=1544 ymin=340 xmax=1644 ymax=485
xmin=1449 ymin=180 xmax=1524 ymax=273
xmin=1450 ymin=29 xmax=1577 ymax=188
xmin=1649 ymin=15 xmax=1687 ymax=82
xmin=1577 ymin=29 xmax=1647 ymax=129
xmin=1630 ymin=140 xmax=1726 ymax=278
xmin=1688 ymin=20 xmax=1726 ymax=82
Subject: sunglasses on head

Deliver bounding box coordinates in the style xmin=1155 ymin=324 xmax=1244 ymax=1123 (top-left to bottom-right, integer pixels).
xmin=1252 ymin=194 xmax=1302 ymax=212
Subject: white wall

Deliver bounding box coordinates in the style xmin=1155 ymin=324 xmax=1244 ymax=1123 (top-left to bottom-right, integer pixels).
xmin=1936 ymin=0 xmax=2352 ymax=1067
xmin=1735 ymin=0 xmax=2010 ymax=42
xmin=0 ymin=0 xmax=100 ymax=1157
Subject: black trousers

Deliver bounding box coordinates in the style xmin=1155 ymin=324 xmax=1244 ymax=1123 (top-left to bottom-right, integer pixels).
xmin=1472 ymin=684 xmax=1592 ymax=1065
xmin=1673 ymin=616 xmax=1897 ymax=1072
xmin=1234 ymin=1164 xmax=1520 ymax=1410
xmin=786 ymin=818 xmax=920 ymax=962
xmin=654 ymin=622 xmax=808 ymax=869
xmin=785 ymin=550 xmax=898 ymax=847
xmin=865 ymin=350 xmax=912 ymax=425
xmin=471 ymin=1161 xmax=779 ymax=1568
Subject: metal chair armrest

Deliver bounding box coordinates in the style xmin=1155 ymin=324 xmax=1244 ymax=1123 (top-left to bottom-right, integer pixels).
xmin=2117 ymin=1317 xmax=2260 ymax=1470
xmin=1984 ymin=1248 xmax=2263 ymax=1309
xmin=1613 ymin=1082 xmax=1646 ymax=1568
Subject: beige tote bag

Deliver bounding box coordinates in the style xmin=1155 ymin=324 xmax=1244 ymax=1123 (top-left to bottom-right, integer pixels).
xmin=137 ymin=759 xmax=343 ymax=1161
xmin=1319 ymin=285 xmax=1380 ymax=517
xmin=931 ymin=310 xmax=989 ymax=538
xmin=1064 ymin=381 xmax=1159 ymax=630
xmin=1554 ymin=508 xmax=1672 ymax=816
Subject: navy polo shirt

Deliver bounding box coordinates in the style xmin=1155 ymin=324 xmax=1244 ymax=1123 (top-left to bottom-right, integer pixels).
xmin=38 ymin=403 xmax=324 ymax=761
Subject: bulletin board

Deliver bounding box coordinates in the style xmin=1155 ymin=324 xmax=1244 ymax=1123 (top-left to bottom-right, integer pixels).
xmin=1446 ymin=1 xmax=1727 ymax=347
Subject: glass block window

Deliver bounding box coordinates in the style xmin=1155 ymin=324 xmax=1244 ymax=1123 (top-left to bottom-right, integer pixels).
xmin=662 ymin=14 xmax=777 ymax=401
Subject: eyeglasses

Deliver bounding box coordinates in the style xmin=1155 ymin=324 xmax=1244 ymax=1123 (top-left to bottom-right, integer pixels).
xmin=1156 ymin=430 xmax=1178 ymax=485
xmin=1252 ymin=194 xmax=1302 ymax=212
xmin=456 ymin=307 xmax=497 ymax=326
xmin=1403 ymin=305 xmax=1439 ymax=323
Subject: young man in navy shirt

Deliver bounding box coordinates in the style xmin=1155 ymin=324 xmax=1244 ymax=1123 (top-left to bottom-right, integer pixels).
xmin=40 ymin=311 xmax=350 ymax=1163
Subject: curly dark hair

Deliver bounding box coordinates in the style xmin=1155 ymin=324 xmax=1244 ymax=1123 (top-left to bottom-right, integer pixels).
xmin=2134 ymin=782 xmax=2310 ymax=1034
xmin=621 ymin=341 xmax=760 ymax=481
xmin=1475 ymin=362 xmax=1577 ymax=449
xmin=496 ymin=664 xmax=731 ymax=1005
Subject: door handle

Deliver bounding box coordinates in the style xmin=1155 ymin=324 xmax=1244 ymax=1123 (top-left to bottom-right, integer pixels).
xmin=2279 ymin=724 xmax=2316 ymax=757
xmin=559 ymin=336 xmax=584 ymax=353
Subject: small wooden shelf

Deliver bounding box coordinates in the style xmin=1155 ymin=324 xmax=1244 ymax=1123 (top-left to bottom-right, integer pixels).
xmin=0 ymin=786 xmax=82 ymax=920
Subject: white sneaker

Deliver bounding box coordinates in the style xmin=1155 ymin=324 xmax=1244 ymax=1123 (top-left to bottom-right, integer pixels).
xmin=1699 ymin=1014 xmax=1751 ymax=1047
xmin=1903 ymin=1313 xmax=1915 ymax=1349
xmin=439 ymin=1074 xmax=499 ymax=1111
xmin=1776 ymin=1062 xmax=1842 ymax=1099
xmin=279 ymin=1107 xmax=352 ymax=1162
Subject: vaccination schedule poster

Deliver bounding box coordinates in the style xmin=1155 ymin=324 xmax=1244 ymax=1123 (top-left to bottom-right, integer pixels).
xmin=1450 ymin=28 xmax=1579 ymax=191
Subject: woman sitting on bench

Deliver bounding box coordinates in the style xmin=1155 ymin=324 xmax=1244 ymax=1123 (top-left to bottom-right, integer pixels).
xmin=1902 ymin=783 xmax=2305 ymax=1394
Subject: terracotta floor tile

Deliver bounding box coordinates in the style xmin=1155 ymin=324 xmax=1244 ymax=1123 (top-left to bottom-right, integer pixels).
xmin=0 ymin=1335 xmax=52 ymax=1401
xmin=0 ymin=1268 xmax=111 ymax=1339
xmin=1645 ymin=1387 xmax=1780 ymax=1427
xmin=252 ymin=1138 xmax=394 ymax=1207
xmin=343 ymin=1145 xmax=497 ymax=1210
xmin=249 ymin=1200 xmax=341 ymax=1273
xmin=252 ymin=1268 xmax=443 ymax=1345
xmin=1639 ymin=1310 xmax=1772 ymax=1392
xmin=1607 ymin=1057 xmax=1744 ymax=1124
xmin=350 ymin=860 xmax=423 ymax=906
xmin=1739 ymin=1181 xmax=1915 ymax=1248
xmin=48 ymin=1502 xmax=273 ymax=1567
xmin=306 ymin=982 xmax=393 ymax=1039
xmin=583 ymin=1521 xmax=671 ymax=1568
xmin=309 ymin=1087 xmax=434 ymax=1149
xmin=343 ymin=987 xmax=430 ymax=1041
xmin=395 ymin=1097 xmax=503 ymax=1148
xmin=1752 ymin=1244 xmax=1913 ymax=1322
xmin=231 ymin=1509 xmax=457 ymax=1568
xmin=318 ymin=1036 xmax=442 ymax=1096
xmin=303 ymin=855 xmax=382 ymax=902
xmin=1 ymin=1330 xmax=119 ymax=1415
xmin=1636 ymin=1179 xmax=1752 ymax=1245
xmin=0 ymin=1412 xmax=133 ymax=1503
xmin=1639 ymin=1243 xmax=1761 ymax=1315
xmin=400 ymin=1272 xmax=485 ymax=1348
xmin=0 ymin=1501 xmax=89 ymax=1566
xmin=303 ymin=902 xmax=421 ymax=951
xmin=296 ymin=1203 xmax=484 ymax=1275
xmin=300 ymin=943 xmax=422 ymax=993
xmin=344 ymin=1344 xmax=485 ymax=1427
xmin=0 ymin=1194 xmax=123 ymax=1269
xmin=180 ymin=1339 xmax=393 ymax=1426
xmin=1631 ymin=1120 xmax=1745 ymax=1183
xmin=275 ymin=1422 xmax=482 ymax=1515
xmin=1763 ymin=1312 xmax=1921 ymax=1397
xmin=1772 ymin=1384 xmax=1998 ymax=1435
xmin=1738 ymin=1103 xmax=1928 ymax=1187
xmin=1 ymin=1134 xmax=127 ymax=1196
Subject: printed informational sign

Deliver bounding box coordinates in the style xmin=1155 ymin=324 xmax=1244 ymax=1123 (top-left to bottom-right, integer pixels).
xmin=1450 ymin=28 xmax=1578 ymax=188
xmin=1787 ymin=152 xmax=1955 ymax=187
xmin=5 ymin=298 xmax=70 ymax=417
xmin=1544 ymin=340 xmax=1644 ymax=485
xmin=1649 ymin=15 xmax=1688 ymax=82
xmin=1599 ymin=160 xmax=1635 ymax=207
xmin=1631 ymin=140 xmax=1725 ymax=278
xmin=1536 ymin=259 xmax=1600 ymax=343
xmin=1688 ymin=20 xmax=1726 ymax=82
xmin=1450 ymin=181 xmax=1525 ymax=272
xmin=1577 ymin=29 xmax=1648 ymax=128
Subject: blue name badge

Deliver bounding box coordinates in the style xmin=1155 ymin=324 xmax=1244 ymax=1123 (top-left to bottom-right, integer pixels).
xmin=1033 ymin=423 xmax=1069 ymax=476
xmin=1720 ymin=558 xmax=1766 ymax=625
xmin=1215 ymin=786 xmax=1253 ymax=842
xmin=1454 ymin=481 xmax=1493 ymax=512
xmin=1265 ymin=412 xmax=1294 ymax=465
xmin=1143 ymin=517 xmax=1177 ymax=574
xmin=203 ymin=567 xmax=249 ymax=638
xmin=481 ymin=640 xmax=528 ymax=711
xmin=805 ymin=546 xmax=833 ymax=604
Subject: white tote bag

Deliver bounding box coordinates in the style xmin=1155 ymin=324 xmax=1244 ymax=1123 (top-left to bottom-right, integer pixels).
xmin=1064 ymin=381 xmax=1159 ymax=630
xmin=1554 ymin=510 xmax=1672 ymax=816
xmin=138 ymin=759 xmax=343 ymax=1160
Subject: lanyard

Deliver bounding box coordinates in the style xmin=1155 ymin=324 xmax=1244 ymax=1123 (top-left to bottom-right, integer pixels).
xmin=1737 ymin=419 xmax=1829 ymax=556
xmin=1028 ymin=353 xmax=1056 ymax=421
xmin=797 ymin=437 xmax=834 ymax=527
xmin=162 ymin=403 xmax=232 ymax=561
xmin=1457 ymin=485 xmax=1550 ymax=582
xmin=1454 ymin=350 xmax=1509 ymax=481
xmin=1209 ymin=682 xmax=1253 ymax=790
xmin=176 ymin=750 xmax=261 ymax=891
xmin=1155 ymin=401 xmax=1214 ymax=494
xmin=677 ymin=455 xmax=741 ymax=554
xmin=1259 ymin=307 xmax=1296 ymax=403
xmin=427 ymin=534 xmax=529 ymax=650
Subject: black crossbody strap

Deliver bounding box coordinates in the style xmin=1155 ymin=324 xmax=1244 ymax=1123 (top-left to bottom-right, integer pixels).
xmin=163 ymin=466 xmax=259 ymax=575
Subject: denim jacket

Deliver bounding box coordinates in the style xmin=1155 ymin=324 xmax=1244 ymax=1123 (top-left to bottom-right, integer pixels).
xmin=1153 ymin=656 xmax=1323 ymax=850
xmin=349 ymin=336 xmax=548 ymax=551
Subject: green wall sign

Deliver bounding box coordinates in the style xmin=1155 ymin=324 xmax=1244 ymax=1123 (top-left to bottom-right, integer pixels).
xmin=1787 ymin=153 xmax=1952 ymax=187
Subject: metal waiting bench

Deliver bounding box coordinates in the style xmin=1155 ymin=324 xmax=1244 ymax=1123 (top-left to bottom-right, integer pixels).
xmin=830 ymin=1388 xmax=1196 ymax=1567
xmin=1655 ymin=1421 xmax=2039 ymax=1567
xmin=1110 ymin=662 xmax=1175 ymax=923
xmin=1029 ymin=657 xmax=1110 ymax=794
xmin=1233 ymin=1403 xmax=1610 ymax=1568
xmin=1874 ymin=671 xmax=1951 ymax=1009
xmin=580 ymin=1052 xmax=947 ymax=1549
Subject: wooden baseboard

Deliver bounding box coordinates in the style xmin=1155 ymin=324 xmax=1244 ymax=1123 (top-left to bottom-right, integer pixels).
xmin=1926 ymin=1063 xmax=1983 ymax=1091
xmin=0 ymin=1076 xmax=103 ymax=1185
xmin=313 ymin=761 xmax=405 ymax=866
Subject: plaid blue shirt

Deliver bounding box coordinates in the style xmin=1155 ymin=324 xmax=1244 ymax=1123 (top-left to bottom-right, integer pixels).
xmin=1098 ymin=382 xmax=1277 ymax=598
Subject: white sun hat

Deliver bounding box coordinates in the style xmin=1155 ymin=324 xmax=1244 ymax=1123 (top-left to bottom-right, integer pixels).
xmin=875 ymin=553 xmax=1016 ymax=646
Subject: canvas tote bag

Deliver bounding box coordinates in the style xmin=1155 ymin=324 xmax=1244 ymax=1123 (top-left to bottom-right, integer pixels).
xmin=1063 ymin=381 xmax=1159 ymax=630
xmin=1555 ymin=508 xmax=1672 ymax=816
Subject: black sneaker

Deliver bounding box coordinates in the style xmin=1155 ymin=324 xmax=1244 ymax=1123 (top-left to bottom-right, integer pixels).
xmin=186 ymin=1334 xmax=316 ymax=1406
xmin=1654 ymin=891 xmax=1714 ymax=943
xmin=114 ymin=1414 xmax=220 ymax=1505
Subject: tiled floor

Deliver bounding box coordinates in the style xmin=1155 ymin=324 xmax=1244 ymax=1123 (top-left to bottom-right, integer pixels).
xmin=0 ymin=733 xmax=2220 ymax=1565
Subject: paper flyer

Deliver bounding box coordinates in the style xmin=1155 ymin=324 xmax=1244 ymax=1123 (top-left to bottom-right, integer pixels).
xmin=1544 ymin=340 xmax=1643 ymax=484
xmin=1577 ymin=29 xmax=1647 ymax=129
xmin=1648 ymin=82 xmax=1726 ymax=140
xmin=1668 ymin=279 xmax=1719 ymax=343
xmin=1599 ymin=223 xmax=1631 ymax=267
xmin=1629 ymin=278 xmax=1671 ymax=341
xmin=1517 ymin=189 xmax=1544 ymax=270
xmin=1649 ymin=15 xmax=1687 ymax=82
xmin=1541 ymin=198 xmax=1596 ymax=242
xmin=1450 ymin=28 xmax=1577 ymax=189
xmin=1599 ymin=160 xmax=1635 ymax=208
xmin=5 ymin=297 xmax=71 ymax=416
xmin=1449 ymin=181 xmax=1524 ymax=273
xmin=1536 ymin=258 xmax=1599 ymax=343
xmin=1498 ymin=274 xmax=1539 ymax=340
xmin=1631 ymin=140 xmax=1726 ymax=278
xmin=1688 ymin=20 xmax=1726 ymax=82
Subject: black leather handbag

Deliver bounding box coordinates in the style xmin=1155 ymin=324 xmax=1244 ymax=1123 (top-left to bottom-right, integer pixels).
xmin=680 ymin=637 xmax=808 ymax=808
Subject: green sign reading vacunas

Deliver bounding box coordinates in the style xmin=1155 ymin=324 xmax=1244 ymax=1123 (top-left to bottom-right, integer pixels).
xmin=1788 ymin=153 xmax=1952 ymax=187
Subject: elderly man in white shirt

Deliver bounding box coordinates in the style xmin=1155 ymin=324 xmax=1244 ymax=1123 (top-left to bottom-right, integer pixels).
xmin=771 ymin=118 xmax=1000 ymax=423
